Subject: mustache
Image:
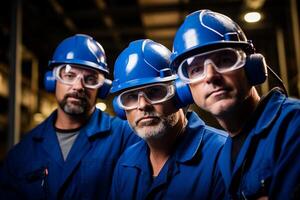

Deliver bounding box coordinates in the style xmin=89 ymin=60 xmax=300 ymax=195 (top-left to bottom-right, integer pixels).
xmin=64 ymin=92 xmax=88 ymax=101
xmin=134 ymin=112 xmax=160 ymax=125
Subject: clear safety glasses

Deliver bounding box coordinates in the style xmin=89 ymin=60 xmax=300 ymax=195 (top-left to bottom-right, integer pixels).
xmin=53 ymin=64 xmax=105 ymax=89
xmin=117 ymin=83 xmax=175 ymax=110
xmin=178 ymin=48 xmax=247 ymax=83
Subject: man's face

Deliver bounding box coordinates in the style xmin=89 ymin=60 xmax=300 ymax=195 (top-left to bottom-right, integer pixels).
xmin=176 ymin=48 xmax=252 ymax=117
xmin=55 ymin=65 xmax=104 ymax=116
xmin=122 ymin=83 xmax=180 ymax=140
xmin=189 ymin=65 xmax=252 ymax=117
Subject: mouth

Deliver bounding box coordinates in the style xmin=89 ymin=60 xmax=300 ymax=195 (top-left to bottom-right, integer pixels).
xmin=65 ymin=95 xmax=87 ymax=106
xmin=68 ymin=97 xmax=81 ymax=101
xmin=136 ymin=116 xmax=159 ymax=125
xmin=207 ymin=88 xmax=229 ymax=98
xmin=66 ymin=93 xmax=87 ymax=100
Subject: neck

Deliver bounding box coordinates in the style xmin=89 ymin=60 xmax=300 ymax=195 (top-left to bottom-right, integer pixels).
xmin=147 ymin=111 xmax=187 ymax=176
xmin=55 ymin=107 xmax=94 ymax=130
xmin=216 ymin=87 xmax=260 ymax=137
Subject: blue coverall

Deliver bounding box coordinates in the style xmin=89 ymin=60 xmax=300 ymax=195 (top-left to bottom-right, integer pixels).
xmin=110 ymin=112 xmax=228 ymax=200
xmin=0 ymin=108 xmax=139 ymax=200
xmin=218 ymin=88 xmax=300 ymax=199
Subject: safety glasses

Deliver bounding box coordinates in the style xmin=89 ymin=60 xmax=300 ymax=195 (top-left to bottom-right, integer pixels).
xmin=53 ymin=64 xmax=105 ymax=89
xmin=117 ymin=83 xmax=175 ymax=110
xmin=178 ymin=48 xmax=247 ymax=83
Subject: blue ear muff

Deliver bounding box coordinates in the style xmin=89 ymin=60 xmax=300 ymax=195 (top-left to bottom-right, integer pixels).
xmin=174 ymin=78 xmax=194 ymax=108
xmin=113 ymin=97 xmax=126 ymax=119
xmin=244 ymin=53 xmax=268 ymax=86
xmin=98 ymin=79 xmax=112 ymax=99
xmin=44 ymin=71 xmax=56 ymax=92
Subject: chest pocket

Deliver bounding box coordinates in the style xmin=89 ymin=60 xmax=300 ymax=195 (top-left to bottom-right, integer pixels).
xmin=18 ymin=162 xmax=48 ymax=200
xmin=240 ymin=165 xmax=272 ymax=198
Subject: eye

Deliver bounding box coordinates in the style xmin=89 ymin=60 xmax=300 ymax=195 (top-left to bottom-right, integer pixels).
xmin=62 ymin=73 xmax=76 ymax=81
xmin=84 ymin=75 xmax=98 ymax=85
xmin=188 ymin=65 xmax=203 ymax=78
xmin=214 ymin=51 xmax=237 ymax=68
xmin=145 ymin=86 xmax=168 ymax=100
xmin=126 ymin=93 xmax=137 ymax=101
xmin=147 ymin=86 xmax=161 ymax=95
xmin=121 ymin=91 xmax=139 ymax=106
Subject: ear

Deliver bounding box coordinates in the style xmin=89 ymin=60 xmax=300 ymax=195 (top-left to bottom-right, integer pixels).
xmin=98 ymin=79 xmax=112 ymax=99
xmin=174 ymin=78 xmax=194 ymax=108
xmin=244 ymin=53 xmax=268 ymax=86
xmin=44 ymin=71 xmax=56 ymax=92
xmin=112 ymin=96 xmax=126 ymax=119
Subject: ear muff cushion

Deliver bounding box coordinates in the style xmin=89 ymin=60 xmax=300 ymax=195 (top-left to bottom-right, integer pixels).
xmin=98 ymin=79 xmax=112 ymax=99
xmin=112 ymin=97 xmax=126 ymax=119
xmin=244 ymin=53 xmax=268 ymax=86
xmin=44 ymin=71 xmax=56 ymax=92
xmin=174 ymin=78 xmax=194 ymax=108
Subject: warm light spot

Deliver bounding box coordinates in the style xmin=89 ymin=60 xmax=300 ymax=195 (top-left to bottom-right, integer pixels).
xmin=96 ymin=102 xmax=107 ymax=111
xmin=244 ymin=12 xmax=261 ymax=23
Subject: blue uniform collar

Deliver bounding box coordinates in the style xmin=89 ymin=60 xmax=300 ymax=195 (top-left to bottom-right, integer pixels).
xmin=219 ymin=88 xmax=286 ymax=188
xmin=252 ymin=88 xmax=285 ymax=135
xmin=32 ymin=108 xmax=112 ymax=140
xmin=121 ymin=112 xmax=206 ymax=169
xmin=175 ymin=112 xmax=205 ymax=163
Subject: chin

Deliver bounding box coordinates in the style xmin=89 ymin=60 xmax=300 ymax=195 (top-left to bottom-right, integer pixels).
xmin=64 ymin=105 xmax=86 ymax=115
xmin=207 ymin=99 xmax=237 ymax=117
xmin=135 ymin=124 xmax=166 ymax=140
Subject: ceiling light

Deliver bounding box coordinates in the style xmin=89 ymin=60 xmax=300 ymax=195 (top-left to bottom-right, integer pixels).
xmin=244 ymin=12 xmax=261 ymax=23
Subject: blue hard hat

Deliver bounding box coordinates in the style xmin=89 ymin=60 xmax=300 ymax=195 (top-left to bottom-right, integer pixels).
xmin=48 ymin=34 xmax=108 ymax=74
xmin=110 ymin=39 xmax=194 ymax=119
xmin=44 ymin=34 xmax=112 ymax=99
xmin=170 ymin=9 xmax=254 ymax=69
xmin=111 ymin=39 xmax=177 ymax=93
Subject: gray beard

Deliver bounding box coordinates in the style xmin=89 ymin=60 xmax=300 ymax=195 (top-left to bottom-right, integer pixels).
xmin=133 ymin=112 xmax=179 ymax=140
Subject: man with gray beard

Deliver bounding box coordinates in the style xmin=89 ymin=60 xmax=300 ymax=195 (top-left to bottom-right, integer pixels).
xmin=109 ymin=39 xmax=228 ymax=200
xmin=0 ymin=34 xmax=139 ymax=200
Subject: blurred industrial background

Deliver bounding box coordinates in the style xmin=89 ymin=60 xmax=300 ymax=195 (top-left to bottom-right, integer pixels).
xmin=0 ymin=0 xmax=299 ymax=160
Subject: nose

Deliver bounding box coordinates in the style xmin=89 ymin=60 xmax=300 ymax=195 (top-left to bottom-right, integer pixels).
xmin=204 ymin=61 xmax=221 ymax=83
xmin=72 ymin=76 xmax=85 ymax=90
xmin=137 ymin=93 xmax=151 ymax=110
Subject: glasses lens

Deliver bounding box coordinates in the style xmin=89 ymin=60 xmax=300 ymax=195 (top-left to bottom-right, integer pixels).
xmin=58 ymin=65 xmax=77 ymax=83
xmin=212 ymin=49 xmax=238 ymax=71
xmin=185 ymin=56 xmax=206 ymax=79
xmin=143 ymin=85 xmax=169 ymax=102
xmin=83 ymin=74 xmax=103 ymax=87
xmin=120 ymin=90 xmax=139 ymax=108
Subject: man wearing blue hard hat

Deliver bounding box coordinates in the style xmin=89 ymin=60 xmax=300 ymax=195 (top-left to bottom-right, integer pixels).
xmin=170 ymin=9 xmax=300 ymax=199
xmin=110 ymin=39 xmax=227 ymax=199
xmin=0 ymin=34 xmax=139 ymax=199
